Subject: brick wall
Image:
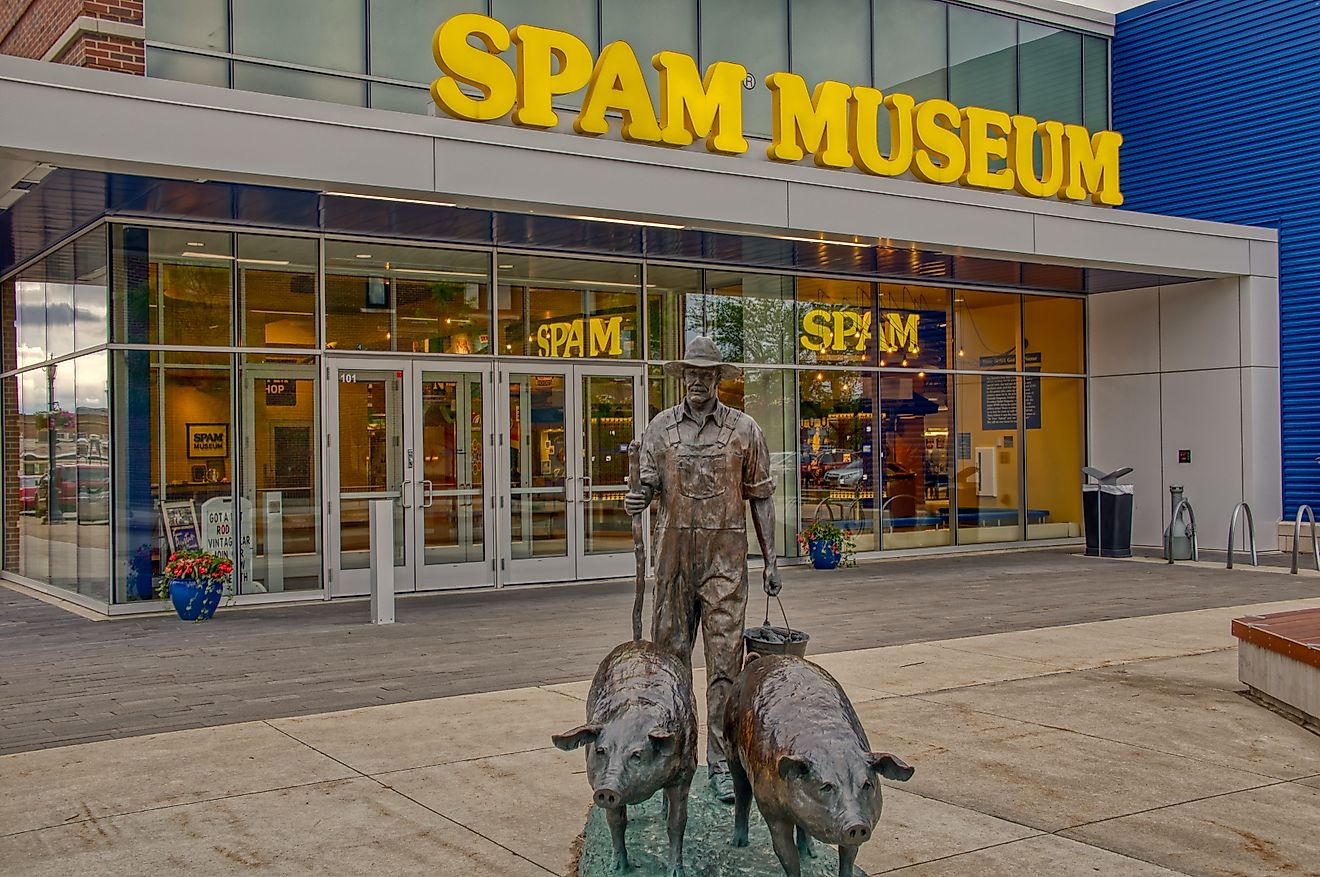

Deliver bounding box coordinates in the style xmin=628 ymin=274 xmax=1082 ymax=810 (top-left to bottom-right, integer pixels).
xmin=0 ymin=0 xmax=143 ymax=74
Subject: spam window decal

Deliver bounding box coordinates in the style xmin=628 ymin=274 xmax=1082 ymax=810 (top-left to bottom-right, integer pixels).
xmin=429 ymin=14 xmax=1121 ymax=206
xmin=187 ymin=423 xmax=230 ymax=458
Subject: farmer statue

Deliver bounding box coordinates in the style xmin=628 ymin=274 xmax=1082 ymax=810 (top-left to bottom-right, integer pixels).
xmin=624 ymin=335 xmax=781 ymax=804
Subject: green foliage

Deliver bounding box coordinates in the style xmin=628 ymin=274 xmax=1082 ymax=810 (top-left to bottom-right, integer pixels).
xmin=796 ymin=519 xmax=857 ymax=567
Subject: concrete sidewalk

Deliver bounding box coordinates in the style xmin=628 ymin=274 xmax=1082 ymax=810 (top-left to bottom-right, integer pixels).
xmin=3 ymin=597 xmax=1319 ymax=875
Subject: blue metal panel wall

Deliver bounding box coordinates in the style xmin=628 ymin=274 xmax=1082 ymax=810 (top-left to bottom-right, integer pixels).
xmin=1114 ymin=0 xmax=1320 ymax=516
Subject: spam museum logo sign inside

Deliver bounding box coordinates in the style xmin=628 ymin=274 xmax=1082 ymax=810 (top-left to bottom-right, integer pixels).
xmin=431 ymin=14 xmax=1122 ymax=205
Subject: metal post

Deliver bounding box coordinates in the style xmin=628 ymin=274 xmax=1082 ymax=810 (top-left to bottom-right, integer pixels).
xmin=1290 ymin=504 xmax=1318 ymax=575
xmin=1226 ymin=502 xmax=1257 ymax=569
xmin=369 ymin=498 xmax=395 ymax=624
xmin=1165 ymin=499 xmax=1199 ymax=564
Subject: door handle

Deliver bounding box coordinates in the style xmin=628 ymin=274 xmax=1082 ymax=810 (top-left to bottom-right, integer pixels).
xmin=422 ymin=479 xmax=434 ymax=508
xmin=400 ymin=479 xmax=412 ymax=508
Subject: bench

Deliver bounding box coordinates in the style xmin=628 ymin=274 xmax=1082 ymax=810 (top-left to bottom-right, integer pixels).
xmin=1231 ymin=608 xmax=1320 ymax=733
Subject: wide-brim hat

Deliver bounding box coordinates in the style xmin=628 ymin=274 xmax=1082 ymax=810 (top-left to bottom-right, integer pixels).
xmin=663 ymin=336 xmax=741 ymax=379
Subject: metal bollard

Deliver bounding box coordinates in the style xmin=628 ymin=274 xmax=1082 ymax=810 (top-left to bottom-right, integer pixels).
xmin=369 ymin=498 xmax=395 ymax=624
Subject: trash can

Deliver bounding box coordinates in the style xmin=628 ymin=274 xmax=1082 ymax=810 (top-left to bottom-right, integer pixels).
xmin=1083 ymin=467 xmax=1135 ymax=558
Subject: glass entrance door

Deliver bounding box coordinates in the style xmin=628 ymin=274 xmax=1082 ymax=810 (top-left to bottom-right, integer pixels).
xmin=325 ymin=358 xmax=493 ymax=596
xmin=499 ymin=363 xmax=642 ymax=585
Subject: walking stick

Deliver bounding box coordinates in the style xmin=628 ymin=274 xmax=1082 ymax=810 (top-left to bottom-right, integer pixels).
xmin=628 ymin=440 xmax=646 ymax=642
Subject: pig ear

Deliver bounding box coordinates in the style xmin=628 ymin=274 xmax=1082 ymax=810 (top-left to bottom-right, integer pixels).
xmin=868 ymin=752 xmax=915 ymax=782
xmin=551 ymin=724 xmax=601 ymax=751
xmin=777 ymin=754 xmax=811 ymax=780
xmin=648 ymin=729 xmax=676 ymax=754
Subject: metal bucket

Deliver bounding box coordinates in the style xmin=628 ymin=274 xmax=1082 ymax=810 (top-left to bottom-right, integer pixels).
xmin=743 ymin=624 xmax=810 ymax=658
xmin=743 ymin=594 xmax=809 ymax=658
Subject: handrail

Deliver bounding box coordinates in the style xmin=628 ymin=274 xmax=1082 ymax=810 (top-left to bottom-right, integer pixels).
xmin=1226 ymin=502 xmax=1257 ymax=569
xmin=1290 ymin=504 xmax=1319 ymax=574
xmin=1165 ymin=498 xmax=1199 ymax=564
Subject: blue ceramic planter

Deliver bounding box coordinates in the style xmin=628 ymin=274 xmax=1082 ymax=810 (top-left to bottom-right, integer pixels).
xmin=169 ymin=579 xmax=222 ymax=621
xmin=808 ymin=539 xmax=842 ymax=570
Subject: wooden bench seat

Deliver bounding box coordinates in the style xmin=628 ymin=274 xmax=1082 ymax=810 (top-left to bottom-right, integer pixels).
xmin=1231 ymin=608 xmax=1320 ymax=732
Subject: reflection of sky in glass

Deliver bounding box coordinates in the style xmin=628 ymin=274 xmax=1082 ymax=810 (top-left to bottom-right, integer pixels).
xmin=16 ymin=281 xmax=46 ymax=365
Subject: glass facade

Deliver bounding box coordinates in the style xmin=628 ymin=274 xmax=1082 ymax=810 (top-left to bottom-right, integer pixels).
xmin=2 ymin=212 xmax=1088 ymax=609
xmin=145 ymin=0 xmax=1109 ymax=129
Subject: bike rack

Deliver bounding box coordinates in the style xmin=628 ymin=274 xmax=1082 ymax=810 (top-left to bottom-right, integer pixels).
xmin=1290 ymin=504 xmax=1319 ymax=574
xmin=1165 ymin=498 xmax=1199 ymax=564
xmin=1226 ymin=502 xmax=1257 ymax=569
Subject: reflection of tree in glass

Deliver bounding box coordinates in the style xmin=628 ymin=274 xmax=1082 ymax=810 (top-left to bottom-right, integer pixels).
xmin=687 ymin=293 xmax=794 ymax=364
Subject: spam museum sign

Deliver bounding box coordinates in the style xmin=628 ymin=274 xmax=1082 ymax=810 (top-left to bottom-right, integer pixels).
xmin=431 ymin=14 xmax=1122 ymax=206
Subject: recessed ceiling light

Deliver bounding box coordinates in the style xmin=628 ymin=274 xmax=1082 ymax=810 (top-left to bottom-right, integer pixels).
xmin=498 ymin=264 xmax=514 ymax=269
xmin=187 ymin=241 xmax=205 ymax=247
xmin=355 ymin=254 xmax=372 ymax=259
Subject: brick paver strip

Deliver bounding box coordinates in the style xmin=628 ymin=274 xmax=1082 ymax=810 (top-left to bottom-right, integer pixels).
xmin=2 ymin=549 xmax=1316 ymax=755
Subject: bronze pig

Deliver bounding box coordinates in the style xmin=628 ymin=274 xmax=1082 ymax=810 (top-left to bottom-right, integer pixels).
xmin=725 ymin=654 xmax=914 ymax=877
xmin=553 ymin=640 xmax=698 ymax=876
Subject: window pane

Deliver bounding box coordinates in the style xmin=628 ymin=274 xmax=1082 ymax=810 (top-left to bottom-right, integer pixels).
xmin=497 ymin=255 xmax=640 ymax=359
xmin=233 ymin=62 xmax=366 ymax=107
xmin=146 ymin=47 xmax=230 ymax=87
xmin=112 ymin=226 xmax=233 ymax=346
xmin=792 ymin=0 xmax=869 ymax=88
xmin=326 ymin=241 xmax=491 ymax=354
xmin=45 ymin=279 xmax=74 ymax=361
xmin=1019 ymin=23 xmax=1081 ymax=125
xmin=796 ymin=276 xmax=876 ymax=366
xmin=238 ymin=355 xmax=321 ymax=593
xmin=873 ymin=0 xmax=947 ymax=100
xmin=954 ymin=373 xmax=1021 ymax=543
xmin=879 ymin=283 xmax=950 ymax=370
xmin=73 ymin=231 xmax=109 ymax=351
xmin=370 ymin=82 xmax=431 ymax=114
xmin=371 ymin=0 xmax=479 ymax=83
xmin=647 ymin=265 xmax=702 ymax=361
xmin=695 ymin=270 xmax=795 ymax=364
xmin=955 ymin=289 xmax=1019 ymax=369
xmin=948 ymin=5 xmax=1016 ymax=113
xmin=1083 ymin=35 xmax=1109 ymax=130
xmin=800 ymin=370 xmax=878 ymax=551
xmin=238 ymin=234 xmax=318 ymax=348
xmin=146 ymin=0 xmax=229 ymax=51
xmin=1023 ymin=295 xmax=1084 ymax=374
xmin=702 ymin=0 xmax=787 ymax=138
xmin=75 ymin=353 xmax=111 ymax=601
xmin=1027 ymin=377 xmax=1084 ymax=540
xmin=881 ymin=371 xmax=950 ymax=548
xmin=602 ymin=0 xmax=697 ymax=100
xmin=233 ymin=0 xmax=365 ymax=73
xmin=113 ymin=352 xmax=234 ymax=603
xmin=9 ymin=373 xmax=49 ymax=582
xmin=16 ymin=278 xmax=45 ymax=367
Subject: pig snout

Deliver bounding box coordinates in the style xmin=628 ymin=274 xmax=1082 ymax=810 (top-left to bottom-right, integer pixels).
xmin=593 ymin=787 xmax=623 ymax=809
xmin=843 ymin=822 xmax=871 ymax=844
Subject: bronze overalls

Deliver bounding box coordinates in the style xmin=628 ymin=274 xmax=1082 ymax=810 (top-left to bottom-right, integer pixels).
xmin=648 ymin=408 xmax=756 ymax=771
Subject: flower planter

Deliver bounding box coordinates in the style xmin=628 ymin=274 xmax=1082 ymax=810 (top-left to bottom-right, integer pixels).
xmin=808 ymin=539 xmax=842 ymax=570
xmin=169 ymin=578 xmax=222 ymax=621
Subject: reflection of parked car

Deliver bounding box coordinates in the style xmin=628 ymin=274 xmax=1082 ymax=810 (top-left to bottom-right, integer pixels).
xmin=824 ymin=457 xmax=867 ymax=488
xmin=36 ymin=463 xmax=110 ymax=523
xmin=804 ymin=449 xmax=852 ymax=485
xmin=20 ymin=475 xmax=39 ymax=515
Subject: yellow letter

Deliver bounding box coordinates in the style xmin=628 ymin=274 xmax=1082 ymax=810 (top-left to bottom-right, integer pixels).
xmin=848 ymin=88 xmax=914 ymax=177
xmin=536 ymin=324 xmax=552 ymax=356
xmin=589 ymin=316 xmax=623 ymax=356
xmin=654 ymin=52 xmax=748 ymax=155
xmin=430 ymin=13 xmax=515 ymax=122
xmin=510 ymin=23 xmax=593 ymax=129
xmin=886 ymin=313 xmax=920 ymax=352
xmin=1060 ymin=125 xmax=1123 ymax=205
xmin=960 ymin=106 xmax=1015 ymax=191
xmin=800 ymin=309 xmax=831 ymax=352
xmin=765 ymin=72 xmax=854 ymax=169
xmin=564 ymin=320 xmax=585 ymax=357
xmin=549 ymin=322 xmax=569 ymax=356
xmin=574 ymin=41 xmax=662 ymax=142
xmin=912 ymin=99 xmax=965 ymax=184
xmin=855 ymin=311 xmax=873 ymax=352
xmin=1009 ymin=116 xmax=1064 ymax=198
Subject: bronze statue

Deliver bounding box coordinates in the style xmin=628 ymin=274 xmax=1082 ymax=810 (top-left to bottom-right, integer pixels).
xmin=553 ymin=640 xmax=698 ymax=877
xmin=624 ymin=336 xmax=781 ymax=804
xmin=725 ymin=653 xmax=914 ymax=877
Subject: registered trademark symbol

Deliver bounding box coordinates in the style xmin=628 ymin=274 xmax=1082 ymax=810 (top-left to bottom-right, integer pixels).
xmin=744 ymin=73 xmax=756 ymax=90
